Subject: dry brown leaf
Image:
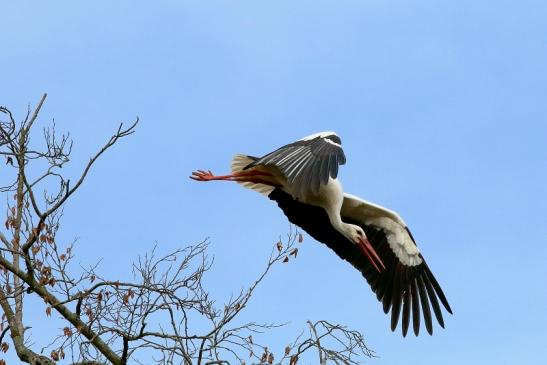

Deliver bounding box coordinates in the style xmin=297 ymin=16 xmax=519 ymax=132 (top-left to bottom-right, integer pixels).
xmin=51 ymin=350 xmax=59 ymax=361
xmin=85 ymin=307 xmax=93 ymax=320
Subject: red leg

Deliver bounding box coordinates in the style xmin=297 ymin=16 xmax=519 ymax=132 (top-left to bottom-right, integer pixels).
xmin=190 ymin=169 xmax=272 ymax=182
xmin=235 ymin=177 xmax=281 ymax=188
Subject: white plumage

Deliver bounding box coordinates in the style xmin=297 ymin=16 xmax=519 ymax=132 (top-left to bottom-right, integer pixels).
xmin=341 ymin=194 xmax=423 ymax=266
xmin=191 ymin=131 xmax=452 ymax=336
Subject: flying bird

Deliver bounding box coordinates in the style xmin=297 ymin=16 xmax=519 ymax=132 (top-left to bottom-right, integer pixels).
xmin=190 ymin=131 xmax=452 ymax=336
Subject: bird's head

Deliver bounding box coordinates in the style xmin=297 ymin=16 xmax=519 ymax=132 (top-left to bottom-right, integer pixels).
xmin=342 ymin=223 xmax=385 ymax=272
xmin=344 ymin=223 xmax=367 ymax=244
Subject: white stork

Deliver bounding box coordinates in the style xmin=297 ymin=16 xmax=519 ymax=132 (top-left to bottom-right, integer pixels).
xmin=190 ymin=131 xmax=452 ymax=336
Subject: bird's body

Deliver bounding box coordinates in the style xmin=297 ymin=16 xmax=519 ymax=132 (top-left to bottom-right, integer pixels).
xmin=191 ymin=131 xmax=452 ymax=336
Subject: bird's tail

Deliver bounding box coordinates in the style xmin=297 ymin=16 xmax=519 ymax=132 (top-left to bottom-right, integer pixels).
xmin=231 ymin=154 xmax=274 ymax=196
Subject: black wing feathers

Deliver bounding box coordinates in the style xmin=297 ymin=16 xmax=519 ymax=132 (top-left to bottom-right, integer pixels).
xmin=410 ymin=276 xmax=421 ymax=336
xmin=268 ymin=188 xmax=451 ymax=336
xmin=246 ymin=134 xmax=346 ymax=195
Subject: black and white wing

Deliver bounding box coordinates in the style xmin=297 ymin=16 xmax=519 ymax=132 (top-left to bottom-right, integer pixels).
xmin=245 ymin=131 xmax=346 ymax=196
xmin=341 ymin=193 xmax=452 ymax=336
xmin=268 ymin=189 xmax=453 ymax=336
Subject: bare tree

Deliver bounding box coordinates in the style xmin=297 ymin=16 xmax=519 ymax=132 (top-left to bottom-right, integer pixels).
xmin=0 ymin=95 xmax=375 ymax=364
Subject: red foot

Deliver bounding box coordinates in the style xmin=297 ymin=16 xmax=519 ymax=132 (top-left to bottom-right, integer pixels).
xmin=190 ymin=170 xmax=216 ymax=181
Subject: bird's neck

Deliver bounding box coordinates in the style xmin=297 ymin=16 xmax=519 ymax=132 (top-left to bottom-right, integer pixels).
xmin=326 ymin=210 xmax=353 ymax=241
xmin=328 ymin=213 xmax=343 ymax=231
xmin=315 ymin=179 xmax=351 ymax=240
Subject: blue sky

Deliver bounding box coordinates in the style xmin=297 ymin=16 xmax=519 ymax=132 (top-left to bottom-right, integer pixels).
xmin=1 ymin=1 xmax=546 ymax=364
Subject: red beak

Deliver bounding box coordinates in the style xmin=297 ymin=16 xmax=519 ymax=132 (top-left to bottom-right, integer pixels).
xmin=358 ymin=238 xmax=386 ymax=272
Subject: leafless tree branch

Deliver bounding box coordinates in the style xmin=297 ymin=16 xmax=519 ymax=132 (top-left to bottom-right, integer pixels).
xmin=0 ymin=96 xmax=374 ymax=364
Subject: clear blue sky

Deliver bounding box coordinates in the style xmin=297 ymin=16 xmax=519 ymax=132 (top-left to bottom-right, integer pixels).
xmin=1 ymin=1 xmax=546 ymax=364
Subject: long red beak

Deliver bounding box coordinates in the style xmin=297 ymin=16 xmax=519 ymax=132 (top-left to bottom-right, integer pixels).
xmin=358 ymin=238 xmax=386 ymax=272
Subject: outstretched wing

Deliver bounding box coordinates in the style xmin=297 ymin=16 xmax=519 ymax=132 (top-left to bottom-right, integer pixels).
xmin=246 ymin=131 xmax=346 ymax=196
xmin=268 ymin=189 xmax=452 ymax=336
